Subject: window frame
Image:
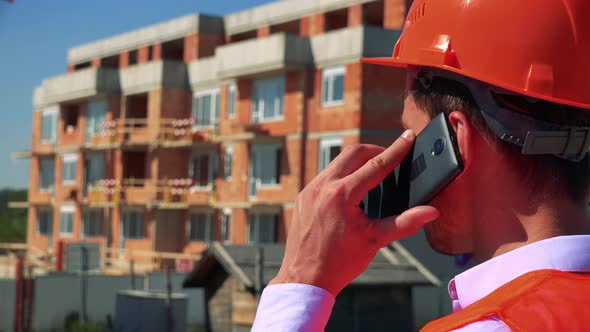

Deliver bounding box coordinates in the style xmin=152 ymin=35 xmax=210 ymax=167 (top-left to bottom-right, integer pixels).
xmin=321 ymin=65 xmax=346 ymax=107
xmin=82 ymin=209 xmax=102 ymax=238
xmin=318 ymin=137 xmax=343 ymax=172
xmin=41 ymin=106 xmax=58 ymax=144
xmin=221 ymin=208 xmax=231 ymax=244
xmin=39 ymin=158 xmax=55 ymax=192
xmin=59 ymin=206 xmax=75 ymax=237
xmin=192 ymin=88 xmax=220 ymax=130
xmin=62 ymin=153 xmax=78 ymax=185
xmin=224 ymin=144 xmax=233 ymax=180
xmin=247 ymin=213 xmax=278 ymax=244
xmin=36 ymin=208 xmax=52 ymax=236
xmin=189 ymin=150 xmax=218 ymax=190
xmin=227 ymin=83 xmax=236 ymax=119
xmin=251 ymin=76 xmax=285 ymax=123
xmin=187 ymin=212 xmax=214 ymax=243
xmin=249 ymin=144 xmax=282 ymax=198
xmin=121 ymin=210 xmax=144 ymax=240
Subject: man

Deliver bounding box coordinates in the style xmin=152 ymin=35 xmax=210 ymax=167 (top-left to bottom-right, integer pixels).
xmin=252 ymin=0 xmax=590 ymax=331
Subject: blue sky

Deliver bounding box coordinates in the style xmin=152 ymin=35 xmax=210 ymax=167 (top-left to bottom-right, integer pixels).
xmin=0 ymin=0 xmax=275 ymax=189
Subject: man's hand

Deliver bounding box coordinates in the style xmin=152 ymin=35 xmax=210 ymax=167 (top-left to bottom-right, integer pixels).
xmin=269 ymin=130 xmax=440 ymax=296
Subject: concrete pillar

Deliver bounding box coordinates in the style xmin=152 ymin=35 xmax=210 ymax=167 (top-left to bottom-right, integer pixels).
xmin=91 ymin=57 xmax=102 ymax=68
xmin=384 ymin=0 xmax=408 ymax=30
xmin=119 ymin=51 xmax=130 ymax=68
xmin=300 ymin=13 xmax=325 ymax=36
xmin=348 ymin=4 xmax=364 ymax=27
xmin=184 ymin=33 xmax=198 ymax=63
xmin=257 ymin=25 xmax=270 ymax=38
xmin=152 ymin=43 xmax=162 ymax=61
xmin=138 ymin=46 xmax=151 ymax=64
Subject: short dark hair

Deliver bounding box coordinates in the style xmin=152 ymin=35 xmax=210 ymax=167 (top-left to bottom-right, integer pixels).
xmin=408 ymin=76 xmax=590 ymax=204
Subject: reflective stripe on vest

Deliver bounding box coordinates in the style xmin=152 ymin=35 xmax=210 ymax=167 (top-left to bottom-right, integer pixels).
xmin=421 ymin=269 xmax=590 ymax=332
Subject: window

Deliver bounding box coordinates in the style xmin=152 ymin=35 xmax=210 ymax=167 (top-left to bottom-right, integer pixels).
xmin=59 ymin=206 xmax=75 ymax=236
xmin=85 ymin=99 xmax=106 ymax=142
xmin=321 ymin=66 xmax=345 ymax=106
xmin=37 ymin=208 xmax=52 ymax=235
xmin=192 ymin=89 xmax=220 ymax=129
xmin=82 ymin=209 xmax=101 ymax=238
xmin=249 ymin=144 xmax=282 ymax=197
xmin=224 ymin=145 xmax=233 ymax=180
xmin=84 ymin=153 xmax=105 ymax=189
xmin=248 ymin=213 xmax=277 ymax=244
xmin=62 ymin=153 xmax=78 ymax=184
xmin=221 ymin=209 xmax=231 ymax=243
xmin=122 ymin=210 xmax=144 ymax=239
xmin=318 ymin=138 xmax=342 ymax=172
xmin=227 ymin=84 xmax=236 ymax=118
xmin=187 ymin=212 xmax=214 ymax=242
xmin=189 ymin=151 xmax=217 ymax=188
xmin=251 ymin=76 xmax=285 ymax=123
xmin=39 ymin=158 xmax=55 ymax=192
xmin=41 ymin=106 xmax=58 ymax=143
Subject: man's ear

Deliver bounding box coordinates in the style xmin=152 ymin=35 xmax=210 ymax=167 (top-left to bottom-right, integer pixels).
xmin=447 ymin=111 xmax=473 ymax=170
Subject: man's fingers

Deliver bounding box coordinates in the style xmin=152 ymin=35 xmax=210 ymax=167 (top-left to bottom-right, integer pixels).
xmin=318 ymin=144 xmax=385 ymax=181
xmin=371 ymin=206 xmax=439 ymax=245
xmin=342 ymin=130 xmax=415 ymax=202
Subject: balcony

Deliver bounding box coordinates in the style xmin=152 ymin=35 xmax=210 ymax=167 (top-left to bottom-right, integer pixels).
xmin=216 ymin=33 xmax=312 ymax=78
xmin=309 ymin=26 xmax=401 ymax=67
xmin=119 ymin=60 xmax=188 ymax=95
xmin=188 ymin=57 xmax=218 ymax=90
xmin=40 ymin=68 xmax=119 ymax=105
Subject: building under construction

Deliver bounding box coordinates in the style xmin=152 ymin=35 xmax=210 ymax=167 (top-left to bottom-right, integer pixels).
xmin=17 ymin=0 xmax=411 ymax=272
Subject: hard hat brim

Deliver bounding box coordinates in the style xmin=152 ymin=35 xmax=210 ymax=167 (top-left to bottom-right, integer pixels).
xmin=360 ymin=57 xmax=409 ymax=68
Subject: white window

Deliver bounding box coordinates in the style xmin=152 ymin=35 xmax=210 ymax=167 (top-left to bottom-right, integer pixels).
xmin=82 ymin=209 xmax=101 ymax=238
xmin=122 ymin=210 xmax=143 ymax=239
xmin=251 ymin=76 xmax=284 ymax=123
xmin=224 ymin=145 xmax=233 ymax=180
xmin=248 ymin=213 xmax=277 ymax=244
xmin=41 ymin=106 xmax=58 ymax=143
xmin=37 ymin=208 xmax=52 ymax=235
xmin=85 ymin=99 xmax=107 ymax=143
xmin=221 ymin=209 xmax=231 ymax=243
xmin=59 ymin=206 xmax=75 ymax=236
xmin=249 ymin=144 xmax=282 ymax=197
xmin=227 ymin=83 xmax=236 ymax=119
xmin=318 ymin=137 xmax=342 ymax=172
xmin=84 ymin=153 xmax=105 ymax=189
xmin=39 ymin=158 xmax=55 ymax=192
xmin=192 ymin=89 xmax=220 ymax=129
xmin=189 ymin=151 xmax=217 ymax=189
xmin=321 ymin=66 xmax=345 ymax=106
xmin=62 ymin=153 xmax=78 ymax=184
xmin=187 ymin=212 xmax=214 ymax=242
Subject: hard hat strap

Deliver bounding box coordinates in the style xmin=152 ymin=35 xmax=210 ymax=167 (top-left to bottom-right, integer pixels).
xmin=410 ymin=67 xmax=590 ymax=162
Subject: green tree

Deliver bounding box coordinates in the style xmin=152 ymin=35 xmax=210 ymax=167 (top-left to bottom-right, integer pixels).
xmin=0 ymin=189 xmax=27 ymax=243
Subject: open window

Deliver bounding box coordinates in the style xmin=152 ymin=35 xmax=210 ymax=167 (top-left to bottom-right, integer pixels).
xmin=123 ymin=151 xmax=148 ymax=185
xmin=324 ymin=8 xmax=348 ymax=32
xmin=270 ymin=19 xmax=301 ymax=35
xmin=249 ymin=144 xmax=282 ymax=197
xmin=318 ymin=137 xmax=342 ymax=172
xmin=189 ymin=151 xmax=217 ymax=189
xmin=62 ymin=104 xmax=80 ymax=133
xmin=248 ymin=213 xmax=278 ymax=244
xmin=161 ymin=38 xmax=184 ymax=61
xmin=364 ymin=0 xmax=384 ymax=27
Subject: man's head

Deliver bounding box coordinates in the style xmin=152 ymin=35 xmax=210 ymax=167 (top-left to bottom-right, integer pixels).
xmin=401 ymin=70 xmax=590 ymax=255
xmin=362 ymin=0 xmax=590 ymax=257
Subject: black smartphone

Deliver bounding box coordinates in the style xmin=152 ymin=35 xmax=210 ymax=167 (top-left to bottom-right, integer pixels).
xmin=361 ymin=113 xmax=464 ymax=218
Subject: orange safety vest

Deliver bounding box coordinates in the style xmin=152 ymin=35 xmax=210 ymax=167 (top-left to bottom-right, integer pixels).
xmin=421 ymin=269 xmax=590 ymax=332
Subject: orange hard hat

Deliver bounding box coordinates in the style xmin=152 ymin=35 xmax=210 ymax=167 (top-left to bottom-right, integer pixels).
xmin=362 ymin=0 xmax=590 ymax=110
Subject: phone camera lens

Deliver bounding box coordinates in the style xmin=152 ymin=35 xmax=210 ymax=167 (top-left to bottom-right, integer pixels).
xmin=432 ymin=138 xmax=445 ymax=156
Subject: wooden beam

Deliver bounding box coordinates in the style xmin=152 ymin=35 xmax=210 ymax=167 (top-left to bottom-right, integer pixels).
xmin=8 ymin=202 xmax=29 ymax=209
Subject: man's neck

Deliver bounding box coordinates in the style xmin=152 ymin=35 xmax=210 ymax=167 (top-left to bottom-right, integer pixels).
xmin=471 ymin=193 xmax=590 ymax=263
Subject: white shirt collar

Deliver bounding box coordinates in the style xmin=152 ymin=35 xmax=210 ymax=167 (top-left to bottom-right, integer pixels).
xmin=448 ymin=235 xmax=590 ymax=309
